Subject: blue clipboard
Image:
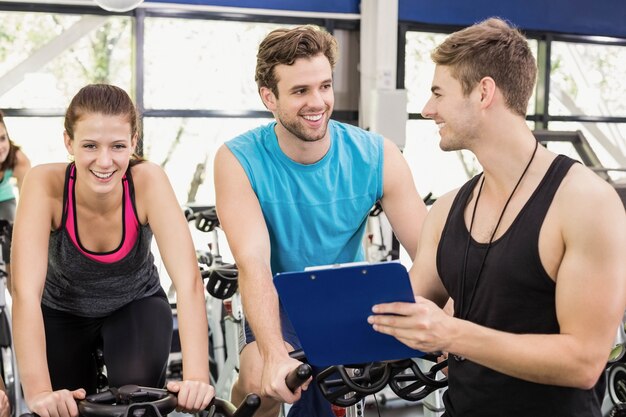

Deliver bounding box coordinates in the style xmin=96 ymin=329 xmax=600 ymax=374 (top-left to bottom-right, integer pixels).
xmin=274 ymin=262 xmax=424 ymax=367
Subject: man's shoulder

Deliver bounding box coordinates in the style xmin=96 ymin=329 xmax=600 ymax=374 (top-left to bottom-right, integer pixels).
xmin=229 ymin=122 xmax=275 ymax=147
xmin=552 ymin=161 xmax=624 ymax=226
xmin=559 ymin=162 xmax=617 ymax=202
xmin=330 ymin=119 xmax=378 ymax=139
xmin=431 ymin=188 xmax=462 ymax=220
xmin=330 ymin=120 xmax=383 ymax=159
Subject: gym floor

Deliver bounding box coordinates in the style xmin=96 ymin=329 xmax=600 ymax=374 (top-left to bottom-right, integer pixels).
xmin=364 ymin=403 xmax=424 ymax=417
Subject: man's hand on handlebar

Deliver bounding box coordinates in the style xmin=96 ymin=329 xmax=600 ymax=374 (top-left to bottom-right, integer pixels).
xmin=166 ymin=379 xmax=215 ymax=413
xmin=261 ymin=355 xmax=311 ymax=404
xmin=28 ymin=389 xmax=86 ymax=417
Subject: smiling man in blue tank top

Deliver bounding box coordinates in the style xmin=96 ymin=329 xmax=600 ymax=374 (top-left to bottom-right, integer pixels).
xmin=369 ymin=18 xmax=626 ymax=417
xmin=214 ymin=25 xmax=428 ymax=417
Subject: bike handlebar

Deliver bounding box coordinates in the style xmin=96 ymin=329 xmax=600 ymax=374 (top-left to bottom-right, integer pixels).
xmin=285 ymin=363 xmax=313 ymax=393
xmin=209 ymin=394 xmax=261 ymax=417
xmin=19 ymin=386 xmax=261 ymax=417
xmin=287 ymin=349 xmax=448 ymax=407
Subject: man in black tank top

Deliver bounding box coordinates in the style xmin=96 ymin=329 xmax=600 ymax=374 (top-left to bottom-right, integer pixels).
xmin=368 ymin=18 xmax=626 ymax=417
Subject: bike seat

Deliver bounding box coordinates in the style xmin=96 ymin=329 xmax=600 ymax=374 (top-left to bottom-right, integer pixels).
xmin=206 ymin=264 xmax=238 ymax=299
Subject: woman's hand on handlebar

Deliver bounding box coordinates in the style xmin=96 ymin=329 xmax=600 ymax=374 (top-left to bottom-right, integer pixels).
xmin=28 ymin=389 xmax=86 ymax=417
xmin=166 ymin=379 xmax=215 ymax=413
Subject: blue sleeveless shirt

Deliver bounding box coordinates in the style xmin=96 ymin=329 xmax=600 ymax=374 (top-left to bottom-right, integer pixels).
xmin=227 ymin=120 xmax=384 ymax=274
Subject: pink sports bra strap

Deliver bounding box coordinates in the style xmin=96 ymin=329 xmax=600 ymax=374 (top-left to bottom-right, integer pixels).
xmin=65 ymin=164 xmax=140 ymax=263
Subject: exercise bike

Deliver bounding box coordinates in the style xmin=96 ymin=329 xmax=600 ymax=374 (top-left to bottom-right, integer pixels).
xmin=0 ymin=219 xmax=23 ymax=417
xmin=203 ymin=261 xmax=449 ymax=415
xmin=283 ymin=349 xmax=447 ymax=417
xmin=18 ymin=363 xmax=312 ymax=417
xmin=183 ymin=206 xmax=450 ymax=415
xmin=605 ymin=312 xmax=626 ymax=416
xmin=180 ymin=205 xmax=240 ymax=400
xmin=18 ymin=385 xmax=258 ymax=417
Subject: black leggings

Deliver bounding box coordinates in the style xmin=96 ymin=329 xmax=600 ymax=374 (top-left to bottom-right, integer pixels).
xmin=42 ymin=291 xmax=173 ymax=393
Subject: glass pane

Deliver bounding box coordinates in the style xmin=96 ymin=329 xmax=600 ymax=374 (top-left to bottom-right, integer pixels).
xmin=144 ymin=18 xmax=293 ymax=110
xmin=404 ymin=32 xmax=538 ymax=116
xmin=0 ymin=11 xmax=133 ymax=108
xmin=404 ymin=120 xmax=477 ymax=199
xmin=143 ymin=117 xmax=272 ymax=281
xmin=550 ymin=41 xmax=626 ymax=117
xmin=142 ymin=117 xmax=273 ymax=205
xmin=2 ymin=116 xmax=67 ymax=166
xmin=534 ymin=132 xmax=583 ymax=163
xmin=404 ymin=32 xmax=447 ymax=115
xmin=546 ymin=121 xmax=626 ymax=181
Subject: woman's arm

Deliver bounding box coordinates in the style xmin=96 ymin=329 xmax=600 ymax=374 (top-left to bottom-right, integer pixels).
xmin=11 ymin=164 xmax=85 ymax=417
xmin=12 ymin=148 xmax=31 ymax=191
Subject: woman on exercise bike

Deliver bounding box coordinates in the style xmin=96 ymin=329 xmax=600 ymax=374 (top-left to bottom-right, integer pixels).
xmin=11 ymin=84 xmax=214 ymax=417
xmin=0 ymin=110 xmax=31 ymax=293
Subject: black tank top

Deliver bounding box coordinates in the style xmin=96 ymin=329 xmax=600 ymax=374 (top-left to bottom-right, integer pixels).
xmin=43 ymin=164 xmax=162 ymax=318
xmin=437 ymin=155 xmax=603 ymax=417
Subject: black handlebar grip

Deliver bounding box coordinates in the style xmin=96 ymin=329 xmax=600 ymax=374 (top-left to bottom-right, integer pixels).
xmin=288 ymin=349 xmax=307 ymax=362
xmin=285 ymin=363 xmax=312 ymax=393
xmin=232 ymin=393 xmax=261 ymax=417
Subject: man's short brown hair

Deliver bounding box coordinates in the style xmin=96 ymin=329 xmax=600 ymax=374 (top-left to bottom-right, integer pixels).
xmin=432 ymin=17 xmax=537 ymax=116
xmin=255 ymin=25 xmax=338 ymax=97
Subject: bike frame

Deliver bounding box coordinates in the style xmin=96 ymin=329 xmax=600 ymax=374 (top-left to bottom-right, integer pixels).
xmin=185 ymin=206 xmax=447 ymax=417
